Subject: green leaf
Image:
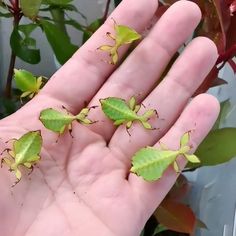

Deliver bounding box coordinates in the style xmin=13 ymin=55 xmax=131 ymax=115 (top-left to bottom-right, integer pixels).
xmin=20 ymin=0 xmax=42 ymax=20
xmin=0 ymin=11 xmax=12 ymax=17
xmin=100 ymin=97 xmax=156 ymax=131
xmin=40 ymin=19 xmax=78 ymax=65
xmin=65 ymin=19 xmax=85 ymax=32
xmin=153 ymin=224 xmax=167 ymax=235
xmin=154 ymin=200 xmax=196 ymax=234
xmin=140 ymin=229 xmax=144 ymax=236
xmin=190 ymin=128 xmax=236 ymax=167
xmin=0 ymin=97 xmax=17 ymax=118
xmin=130 ymin=148 xmax=177 ymax=181
xmin=18 ymin=23 xmax=38 ymax=37
xmin=114 ymin=0 xmax=122 ymax=7
xmin=83 ymin=19 xmax=102 ymax=43
xmin=42 ymin=0 xmax=73 ymax=5
xmin=10 ymin=27 xmax=40 ymax=64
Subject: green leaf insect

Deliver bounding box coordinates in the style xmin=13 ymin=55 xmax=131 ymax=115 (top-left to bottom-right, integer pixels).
xmin=39 ymin=106 xmax=95 ymax=135
xmin=100 ymin=96 xmax=157 ymax=134
xmin=98 ymin=19 xmax=141 ymax=64
xmin=130 ymin=132 xmax=200 ymax=181
xmin=1 ymin=131 xmax=42 ymax=186
xmin=14 ymin=69 xmax=44 ymax=100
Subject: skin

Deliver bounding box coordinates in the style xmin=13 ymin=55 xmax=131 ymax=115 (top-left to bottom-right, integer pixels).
xmin=0 ymin=1 xmax=220 ymax=236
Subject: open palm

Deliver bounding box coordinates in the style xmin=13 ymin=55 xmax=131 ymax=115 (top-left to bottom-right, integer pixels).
xmin=0 ymin=1 xmax=219 ymax=236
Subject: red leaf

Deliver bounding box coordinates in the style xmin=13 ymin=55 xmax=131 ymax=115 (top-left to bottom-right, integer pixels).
xmin=154 ymin=200 xmax=196 ymax=234
xmin=226 ymin=15 xmax=236 ymax=49
xmin=193 ymin=0 xmax=230 ymax=53
xmin=194 ymin=66 xmax=219 ymax=95
xmin=155 ymin=5 xmax=169 ymax=20
xmin=217 ymin=44 xmax=236 ymax=63
xmin=228 ymin=58 xmax=236 ymax=73
xmin=167 ymin=174 xmax=190 ymax=201
xmin=212 ymin=77 xmax=228 ymax=86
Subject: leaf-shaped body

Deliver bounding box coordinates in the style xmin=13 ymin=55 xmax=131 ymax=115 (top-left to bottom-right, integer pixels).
xmin=98 ymin=20 xmax=141 ymax=64
xmin=14 ymin=69 xmax=42 ymax=99
xmin=40 ymin=108 xmax=75 ymax=133
xmin=1 ymin=131 xmax=42 ymax=186
xmin=100 ymin=97 xmax=138 ymax=124
xmin=115 ymin=24 xmax=141 ymax=45
xmin=131 ymin=147 xmax=178 ymax=181
xmin=14 ymin=69 xmax=38 ymax=92
xmin=13 ymin=131 xmax=42 ymax=165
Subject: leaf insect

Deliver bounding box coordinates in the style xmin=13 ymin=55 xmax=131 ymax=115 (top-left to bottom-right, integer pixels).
xmin=130 ymin=131 xmax=200 ymax=181
xmin=100 ymin=96 xmax=158 ymax=135
xmin=0 ymin=131 xmax=42 ymax=187
xmin=14 ymin=69 xmax=45 ymax=101
xmin=39 ymin=106 xmax=96 ymax=135
xmin=98 ymin=18 xmax=141 ymax=65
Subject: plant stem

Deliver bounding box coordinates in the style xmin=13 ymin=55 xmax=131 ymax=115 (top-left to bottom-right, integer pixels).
xmin=5 ymin=52 xmax=16 ymax=98
xmin=50 ymin=8 xmax=67 ymax=35
xmin=102 ymin=0 xmax=111 ymax=23
xmin=4 ymin=2 xmax=21 ymax=98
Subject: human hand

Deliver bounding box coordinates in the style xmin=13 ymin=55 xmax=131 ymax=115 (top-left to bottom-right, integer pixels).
xmin=0 ymin=1 xmax=219 ymax=235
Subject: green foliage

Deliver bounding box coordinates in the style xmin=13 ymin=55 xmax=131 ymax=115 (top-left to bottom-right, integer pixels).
xmin=98 ymin=19 xmax=141 ymax=64
xmin=20 ymin=0 xmax=42 ymax=20
xmin=130 ymin=132 xmax=200 ymax=181
xmin=188 ymin=128 xmax=236 ymax=168
xmin=10 ymin=26 xmax=40 ymax=64
xmin=153 ymin=225 xmax=167 ymax=235
xmin=40 ymin=19 xmax=78 ymax=65
xmin=14 ymin=69 xmax=43 ymax=99
xmin=83 ymin=19 xmax=103 ymax=43
xmin=114 ymin=0 xmax=122 ymax=7
xmin=39 ymin=107 xmax=95 ymax=134
xmin=100 ymin=96 xmax=157 ymax=132
xmin=42 ymin=0 xmax=73 ymax=5
xmin=1 ymin=131 xmax=42 ymax=186
xmin=0 ymin=97 xmax=18 ymax=119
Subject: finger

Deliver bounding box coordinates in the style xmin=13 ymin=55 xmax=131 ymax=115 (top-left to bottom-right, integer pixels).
xmin=128 ymin=94 xmax=220 ymax=224
xmin=38 ymin=0 xmax=158 ymax=113
xmin=109 ymin=37 xmax=218 ymax=164
xmin=85 ymin=1 xmax=202 ymax=140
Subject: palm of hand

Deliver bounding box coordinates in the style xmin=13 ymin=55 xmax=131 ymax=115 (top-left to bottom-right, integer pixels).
xmin=0 ymin=1 xmax=219 ymax=236
xmin=0 ymin=97 xmax=153 ymax=236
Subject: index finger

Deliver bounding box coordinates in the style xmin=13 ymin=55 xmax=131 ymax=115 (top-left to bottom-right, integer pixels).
xmin=39 ymin=0 xmax=158 ymax=113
